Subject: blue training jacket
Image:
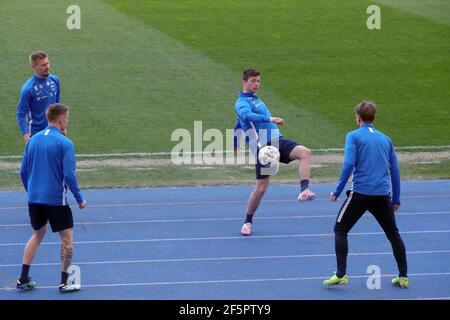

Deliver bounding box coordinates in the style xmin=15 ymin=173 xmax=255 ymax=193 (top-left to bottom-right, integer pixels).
xmin=234 ymin=92 xmax=282 ymax=147
xmin=20 ymin=126 xmax=84 ymax=206
xmin=332 ymin=124 xmax=401 ymax=204
xmin=16 ymin=74 xmax=60 ymax=136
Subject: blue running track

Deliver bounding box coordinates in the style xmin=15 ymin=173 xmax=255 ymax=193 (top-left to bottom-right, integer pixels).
xmin=0 ymin=180 xmax=449 ymax=300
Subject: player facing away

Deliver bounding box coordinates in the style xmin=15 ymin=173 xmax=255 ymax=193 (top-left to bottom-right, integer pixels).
xmin=17 ymin=103 xmax=87 ymax=293
xmin=234 ymin=68 xmax=316 ymax=236
xmin=323 ymin=101 xmax=408 ymax=288
xmin=16 ymin=51 xmax=61 ymax=143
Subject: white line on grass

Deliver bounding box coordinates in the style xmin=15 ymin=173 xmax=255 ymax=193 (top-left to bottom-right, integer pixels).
xmin=1 ymin=145 xmax=449 ymax=160
xmin=2 ymin=272 xmax=449 ymax=290
xmin=0 ymin=250 xmax=448 ymax=268
xmin=0 ymin=229 xmax=449 ymax=246
xmin=0 ymin=211 xmax=449 ymax=228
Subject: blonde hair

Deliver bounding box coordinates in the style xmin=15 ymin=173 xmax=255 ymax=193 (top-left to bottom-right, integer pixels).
xmin=29 ymin=51 xmax=48 ymax=65
xmin=46 ymin=103 xmax=69 ymax=122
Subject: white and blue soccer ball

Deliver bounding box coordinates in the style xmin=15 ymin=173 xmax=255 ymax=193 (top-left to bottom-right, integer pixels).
xmin=258 ymin=145 xmax=280 ymax=167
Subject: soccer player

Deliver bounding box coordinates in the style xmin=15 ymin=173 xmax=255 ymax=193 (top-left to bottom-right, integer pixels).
xmin=16 ymin=51 xmax=61 ymax=142
xmin=234 ymin=68 xmax=316 ymax=236
xmin=17 ymin=103 xmax=87 ymax=293
xmin=323 ymin=101 xmax=408 ymax=288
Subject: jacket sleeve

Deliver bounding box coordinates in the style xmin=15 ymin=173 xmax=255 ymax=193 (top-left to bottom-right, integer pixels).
xmin=333 ymin=133 xmax=356 ymax=198
xmin=16 ymin=87 xmax=32 ymax=135
xmin=63 ymin=141 xmax=84 ymax=204
xmin=388 ymin=140 xmax=401 ymax=205
xmin=55 ymin=76 xmax=60 ymax=103
xmin=235 ymin=100 xmax=270 ymax=123
xmin=20 ymin=144 xmax=29 ymax=191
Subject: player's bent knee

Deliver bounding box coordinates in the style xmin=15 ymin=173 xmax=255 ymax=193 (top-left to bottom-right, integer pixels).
xmin=300 ymin=147 xmax=311 ymax=159
xmin=291 ymin=146 xmax=311 ymax=161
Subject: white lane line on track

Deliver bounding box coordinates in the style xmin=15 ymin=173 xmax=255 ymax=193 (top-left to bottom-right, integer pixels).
xmin=0 ymin=194 xmax=449 ymax=211
xmin=0 ymin=249 xmax=449 ymax=268
xmin=0 ymin=229 xmax=449 ymax=246
xmin=1 ymin=211 xmax=449 ymax=228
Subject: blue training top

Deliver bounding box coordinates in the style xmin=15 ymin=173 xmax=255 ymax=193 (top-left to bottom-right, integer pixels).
xmin=20 ymin=125 xmax=84 ymax=206
xmin=16 ymin=74 xmax=60 ymax=136
xmin=332 ymin=123 xmax=401 ymax=205
xmin=234 ymin=92 xmax=282 ymax=148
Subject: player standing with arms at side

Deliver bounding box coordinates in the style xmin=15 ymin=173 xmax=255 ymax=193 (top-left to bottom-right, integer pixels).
xmin=323 ymin=101 xmax=408 ymax=288
xmin=16 ymin=51 xmax=61 ymax=142
xmin=17 ymin=103 xmax=87 ymax=293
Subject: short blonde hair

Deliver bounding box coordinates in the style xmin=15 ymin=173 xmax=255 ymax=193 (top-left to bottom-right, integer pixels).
xmin=29 ymin=51 xmax=48 ymax=65
xmin=46 ymin=103 xmax=69 ymax=122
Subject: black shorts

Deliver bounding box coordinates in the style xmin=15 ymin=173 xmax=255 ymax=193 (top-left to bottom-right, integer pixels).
xmin=255 ymin=138 xmax=300 ymax=180
xmin=28 ymin=204 xmax=74 ymax=232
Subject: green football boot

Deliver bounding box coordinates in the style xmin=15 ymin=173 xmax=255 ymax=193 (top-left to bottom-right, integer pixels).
xmin=391 ymin=276 xmax=409 ymax=288
xmin=323 ymin=273 xmax=349 ymax=286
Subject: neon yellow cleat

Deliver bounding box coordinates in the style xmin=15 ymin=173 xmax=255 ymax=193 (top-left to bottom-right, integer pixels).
xmin=323 ymin=274 xmax=349 ymax=286
xmin=391 ymin=276 xmax=408 ymax=288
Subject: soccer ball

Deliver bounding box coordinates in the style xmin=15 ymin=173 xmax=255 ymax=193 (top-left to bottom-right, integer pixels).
xmin=258 ymin=146 xmax=280 ymax=167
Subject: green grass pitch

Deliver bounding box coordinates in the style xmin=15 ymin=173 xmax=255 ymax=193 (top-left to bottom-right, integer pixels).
xmin=0 ymin=0 xmax=449 ymax=156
